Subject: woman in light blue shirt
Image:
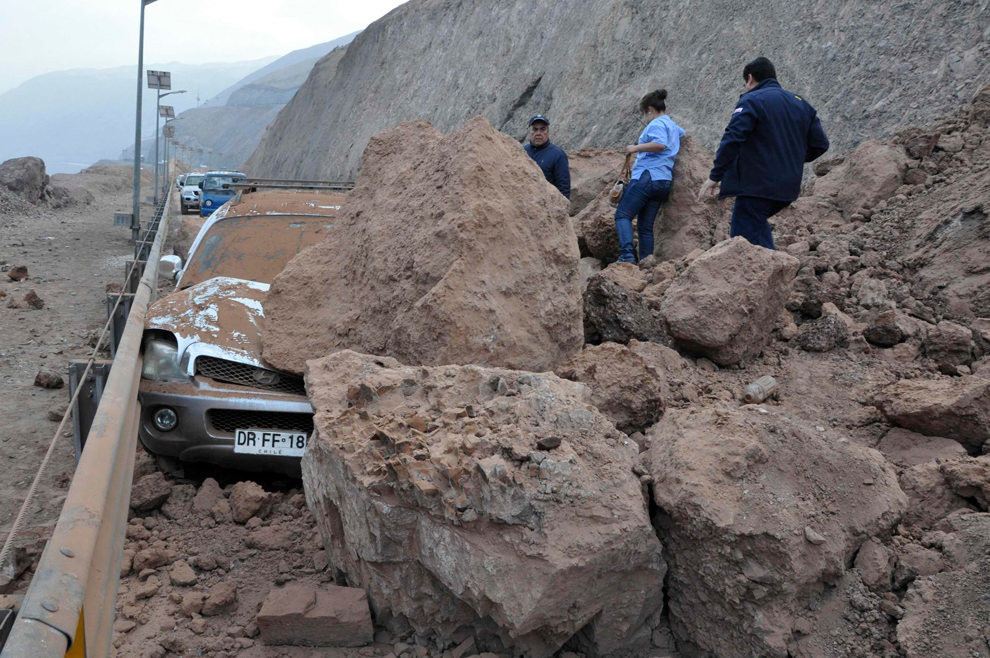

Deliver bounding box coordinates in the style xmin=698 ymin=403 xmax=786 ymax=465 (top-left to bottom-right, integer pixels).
xmin=615 ymin=89 xmax=686 ymax=263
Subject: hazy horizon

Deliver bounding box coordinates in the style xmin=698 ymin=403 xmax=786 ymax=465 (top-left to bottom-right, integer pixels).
xmin=0 ymin=0 xmax=407 ymax=95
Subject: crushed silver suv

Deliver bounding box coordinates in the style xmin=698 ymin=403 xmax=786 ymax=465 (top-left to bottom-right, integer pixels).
xmin=139 ymin=190 xmax=344 ymax=475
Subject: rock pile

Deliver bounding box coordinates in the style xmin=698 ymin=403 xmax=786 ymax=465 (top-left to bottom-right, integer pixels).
xmin=262 ymin=117 xmax=583 ymax=375
xmin=302 ymin=350 xmax=664 ymax=658
xmin=117 ymin=83 xmax=990 ymax=658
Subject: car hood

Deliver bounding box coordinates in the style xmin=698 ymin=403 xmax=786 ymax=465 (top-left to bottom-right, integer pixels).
xmin=181 ymin=186 xmax=201 ymax=194
xmin=145 ymin=276 xmax=269 ymax=372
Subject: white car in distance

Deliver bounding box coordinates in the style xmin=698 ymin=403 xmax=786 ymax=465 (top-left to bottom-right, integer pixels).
xmin=180 ymin=174 xmax=205 ymax=215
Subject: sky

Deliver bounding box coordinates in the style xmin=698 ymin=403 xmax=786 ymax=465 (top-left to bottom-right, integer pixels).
xmin=0 ymin=0 xmax=409 ymax=95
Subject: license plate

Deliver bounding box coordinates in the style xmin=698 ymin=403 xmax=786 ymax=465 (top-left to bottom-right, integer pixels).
xmin=234 ymin=428 xmax=307 ymax=457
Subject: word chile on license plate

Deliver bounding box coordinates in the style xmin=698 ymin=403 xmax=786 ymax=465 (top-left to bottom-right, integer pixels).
xmin=234 ymin=428 xmax=307 ymax=456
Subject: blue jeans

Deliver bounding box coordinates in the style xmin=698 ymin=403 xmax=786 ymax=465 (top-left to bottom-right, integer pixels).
xmin=730 ymin=196 xmax=790 ymax=250
xmin=614 ymin=170 xmax=671 ymax=263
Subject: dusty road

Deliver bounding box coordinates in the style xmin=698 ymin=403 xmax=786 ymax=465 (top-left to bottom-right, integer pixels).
xmin=0 ymin=171 xmax=164 ymax=577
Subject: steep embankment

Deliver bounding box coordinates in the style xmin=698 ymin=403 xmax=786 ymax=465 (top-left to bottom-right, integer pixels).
xmin=246 ymin=0 xmax=990 ymax=180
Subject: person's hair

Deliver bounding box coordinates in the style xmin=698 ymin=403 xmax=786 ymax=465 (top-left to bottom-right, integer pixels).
xmin=639 ymin=89 xmax=668 ymax=114
xmin=743 ymin=57 xmax=776 ymax=83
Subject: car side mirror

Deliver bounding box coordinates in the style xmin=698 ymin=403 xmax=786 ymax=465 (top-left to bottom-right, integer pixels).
xmin=198 ymin=182 xmax=204 ymax=190
xmin=159 ymin=255 xmax=183 ymax=280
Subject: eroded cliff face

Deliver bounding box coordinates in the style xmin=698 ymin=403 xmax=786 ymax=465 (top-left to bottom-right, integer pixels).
xmin=244 ymin=0 xmax=990 ymax=180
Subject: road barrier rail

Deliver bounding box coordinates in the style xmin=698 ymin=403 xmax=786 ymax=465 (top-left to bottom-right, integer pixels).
xmin=0 ymin=182 xmax=174 ymax=658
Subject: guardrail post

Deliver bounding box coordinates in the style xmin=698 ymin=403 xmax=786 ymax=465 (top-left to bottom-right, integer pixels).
xmin=123 ymin=261 xmax=146 ymax=294
xmin=0 ymin=608 xmax=15 ymax=648
xmin=107 ymin=294 xmax=135 ymax=357
xmin=68 ymin=361 xmax=112 ymax=463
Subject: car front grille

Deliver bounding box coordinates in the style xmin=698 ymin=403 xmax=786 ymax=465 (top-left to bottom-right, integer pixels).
xmin=207 ymin=409 xmax=314 ymax=436
xmin=196 ymin=356 xmax=306 ymax=396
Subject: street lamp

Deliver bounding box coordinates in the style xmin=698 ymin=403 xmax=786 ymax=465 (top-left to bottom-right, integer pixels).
xmin=149 ymin=85 xmax=185 ymax=203
xmin=131 ymin=0 xmax=159 ymax=241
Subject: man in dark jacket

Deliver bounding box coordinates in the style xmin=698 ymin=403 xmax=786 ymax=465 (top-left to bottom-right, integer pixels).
xmin=524 ymin=115 xmax=571 ymax=199
xmin=699 ymin=57 xmax=829 ymax=249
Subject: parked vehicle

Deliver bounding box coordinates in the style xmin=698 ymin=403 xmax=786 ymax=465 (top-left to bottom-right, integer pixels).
xmin=199 ymin=170 xmax=246 ymax=217
xmin=176 ymin=174 xmax=186 ymax=189
xmin=180 ymin=174 xmax=205 ymax=215
xmin=139 ymin=189 xmax=345 ymax=476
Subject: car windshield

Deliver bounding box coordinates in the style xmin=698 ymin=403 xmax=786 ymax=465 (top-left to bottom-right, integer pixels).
xmin=179 ymin=214 xmax=334 ymax=289
xmin=203 ymin=174 xmax=244 ymax=194
xmin=185 ymin=175 xmax=204 ymax=187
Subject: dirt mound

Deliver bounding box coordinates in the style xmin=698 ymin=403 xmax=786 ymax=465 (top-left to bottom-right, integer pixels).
xmin=302 ymin=351 xmax=664 ymax=658
xmin=74 ymin=164 xmax=154 ymax=195
xmin=173 ymin=216 xmax=205 ymax=261
xmin=262 ymin=116 xmax=583 ymax=374
xmin=650 ymin=406 xmax=906 ymax=658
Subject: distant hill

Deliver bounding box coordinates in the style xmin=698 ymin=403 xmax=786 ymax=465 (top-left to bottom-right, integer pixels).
xmin=0 ymin=58 xmax=277 ymax=174
xmin=121 ymin=32 xmax=358 ymax=171
xmin=201 ymin=32 xmax=359 ymax=108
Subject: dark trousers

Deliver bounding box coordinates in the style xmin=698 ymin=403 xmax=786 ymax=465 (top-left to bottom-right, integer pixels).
xmin=614 ymin=170 xmax=672 ymax=262
xmin=730 ymin=196 xmax=790 ymax=250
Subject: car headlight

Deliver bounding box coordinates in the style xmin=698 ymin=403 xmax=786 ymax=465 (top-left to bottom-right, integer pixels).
xmin=205 ymin=199 xmax=213 ymax=207
xmin=141 ymin=339 xmax=188 ymax=382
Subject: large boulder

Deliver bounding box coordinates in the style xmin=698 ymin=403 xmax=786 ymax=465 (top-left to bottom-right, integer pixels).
xmin=577 ymin=187 xmax=620 ymax=264
xmin=0 ymin=156 xmax=49 ymax=204
xmin=897 ymin=513 xmax=990 ymax=658
xmin=583 ymin=266 xmax=668 ymax=345
xmin=302 ymin=351 xmax=665 ymax=658
xmin=577 ymin=136 xmax=730 ymax=265
xmin=657 ymin=135 xmax=731 ymax=262
xmin=649 ymin=406 xmax=906 ymax=658
xmin=813 ymin=140 xmax=909 ymax=215
xmin=874 ymin=377 xmax=990 ymax=453
xmin=660 ymin=237 xmax=800 ymax=365
xmin=262 ymin=117 xmax=583 ymax=374
xmin=898 ymin=462 xmax=973 ymax=530
xmin=556 ymin=341 xmax=667 ymax=434
xmin=876 ymin=428 xmax=967 ymax=469
xmin=923 ymin=320 xmax=973 ymax=366
xmin=566 ymin=147 xmax=625 ymax=216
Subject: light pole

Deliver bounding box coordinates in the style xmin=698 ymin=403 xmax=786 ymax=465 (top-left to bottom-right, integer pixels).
xmin=149 ymin=85 xmax=184 ymax=202
xmin=132 ymin=0 xmax=159 ymax=241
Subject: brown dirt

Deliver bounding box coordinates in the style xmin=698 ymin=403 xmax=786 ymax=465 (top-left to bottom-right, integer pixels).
xmin=0 ymin=167 xmax=163 ymax=582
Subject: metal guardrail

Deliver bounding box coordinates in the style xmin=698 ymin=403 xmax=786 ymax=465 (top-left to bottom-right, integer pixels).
xmin=228 ymin=178 xmax=356 ymax=192
xmin=0 ymin=182 xmax=174 ymax=657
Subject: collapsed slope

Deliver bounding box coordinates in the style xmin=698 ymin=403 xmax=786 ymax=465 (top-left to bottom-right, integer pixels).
xmin=246 ymin=0 xmax=990 ymax=179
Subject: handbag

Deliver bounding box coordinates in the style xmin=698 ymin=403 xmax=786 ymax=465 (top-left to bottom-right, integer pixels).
xmin=608 ymin=161 xmax=632 ymax=208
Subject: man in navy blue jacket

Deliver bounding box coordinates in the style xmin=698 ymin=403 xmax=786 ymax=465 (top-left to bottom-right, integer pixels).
xmin=524 ymin=115 xmax=571 ymax=199
xmin=699 ymin=57 xmax=829 ymax=249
